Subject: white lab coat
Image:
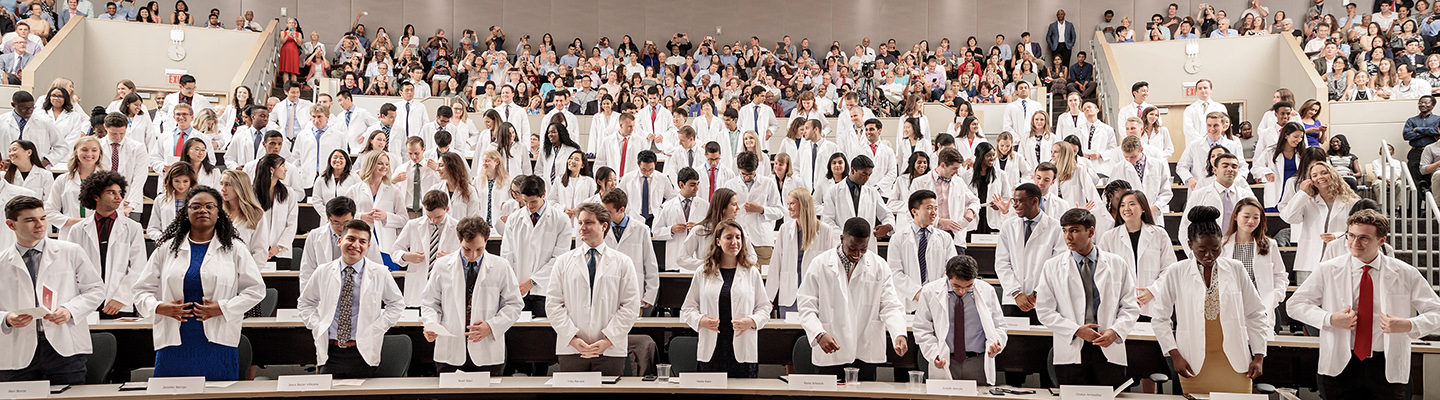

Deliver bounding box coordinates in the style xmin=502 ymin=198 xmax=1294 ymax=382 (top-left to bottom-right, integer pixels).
xmin=42 ymin=174 xmax=85 ymax=242
xmin=1250 ymin=148 xmax=1298 ymax=209
xmin=296 ymin=258 xmax=406 ymax=366
xmin=0 ymin=112 xmax=67 ymax=166
xmin=256 ymin=191 xmax=300 ymax=261
xmin=35 ymin=109 xmax=87 ymax=149
xmin=100 ymin=136 xmax=149 ymax=207
xmin=395 ymin=159 xmax=442 ymax=210
xmin=298 ymin=225 xmax=381 ymax=291
xmin=955 ymin=167 xmax=1014 ymax=231
xmin=1151 ymin=258 xmax=1271 ymax=375
xmin=635 ymin=105 xmax=674 ymax=152
xmin=63 ymin=215 xmax=146 ymax=313
xmin=420 ymin=252 xmax=523 ymax=367
xmin=766 ymin=220 xmax=838 ymax=307
xmin=913 ymin=279 xmax=1007 ymax=384
xmin=431 ymin=182 xmax=483 ymax=220
xmin=1286 ymin=254 xmax=1440 ymax=384
xmin=906 ymin=171 xmax=981 ymax=233
xmin=161 ymin=92 xmax=215 ymax=116
xmin=1054 ymin=166 xmax=1101 ymax=209
xmin=795 ymin=139 xmax=841 ymax=190
xmin=147 ymin=123 xmax=217 ymax=172
xmin=391 ymin=100 xmax=430 ymax=146
xmin=539 ymin=145 xmax=580 ymax=184
xmin=225 ymin=126 xmax=265 ymax=168
xmin=618 ymin=171 xmax=677 ymax=221
xmin=489 ymin=103 xmax=530 ymax=137
xmin=1096 ymin=224 xmax=1176 ymax=317
xmin=336 ymin=106 xmax=378 ymax=153
xmin=1180 ymin=180 xmax=1258 ymax=253
xmin=797 ymin=248 xmax=909 ymax=366
xmin=472 ymin=176 xmax=509 ymax=228
xmin=546 ymin=243 xmax=642 ymax=358
xmin=1105 ymin=156 xmax=1174 ymax=212
xmin=1034 ymin=250 xmax=1140 ymax=365
xmin=292 ymin=126 xmax=350 ymax=190
xmin=147 ymin=194 xmax=184 ymax=241
xmin=1016 ymin=133 xmax=1058 ymax=177
xmin=0 ymin=243 xmax=104 ymax=370
xmin=595 ymin=133 xmax=651 ymax=178
xmin=499 ymin=204 xmax=572 ymax=294
xmin=994 ymin=212 xmax=1067 ymax=304
xmin=1001 ymin=98 xmax=1042 ymax=134
xmin=889 ymin=225 xmax=958 ymax=312
xmin=268 ymin=98 xmax=315 ymax=141
xmin=818 ymin=180 xmax=893 ymax=253
xmin=696 ymin=164 xmax=736 ymax=203
xmin=1280 ymin=191 xmax=1357 ymax=272
xmin=1182 ymin=99 xmax=1227 ymax=144
xmin=720 ymin=177 xmax=783 ymax=246
xmin=344 ymin=182 xmax=410 ymax=260
xmin=587 ymin=111 xmax=620 ymax=152
xmin=6 ymin=166 xmax=53 ymax=202
xmin=1139 ymin=129 xmax=1175 ymax=161
xmin=393 ymin=216 xmax=461 ymax=305
xmin=680 ymin=266 xmax=772 ymax=363
xmin=1223 ymin=239 xmax=1288 ymax=314
xmin=605 ymin=217 xmax=660 ymax=305
xmin=132 ymin=237 xmax=266 ymax=350
xmin=846 ymin=139 xmax=899 ymax=196
xmin=652 ymin=195 xmax=707 ymax=269
xmin=737 ymin=103 xmax=778 ymax=153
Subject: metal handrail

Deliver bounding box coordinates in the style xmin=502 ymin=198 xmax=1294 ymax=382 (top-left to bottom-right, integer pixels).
xmin=1374 ymin=140 xmax=1436 ymax=278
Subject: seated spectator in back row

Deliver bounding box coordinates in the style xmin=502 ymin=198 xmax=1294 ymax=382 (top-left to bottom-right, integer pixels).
xmin=0 ymin=22 xmax=43 ymax=55
xmin=0 ymin=37 xmax=33 ymax=85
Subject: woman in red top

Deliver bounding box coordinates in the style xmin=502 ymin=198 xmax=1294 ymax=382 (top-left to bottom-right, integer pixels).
xmin=278 ymin=18 xmax=302 ymax=85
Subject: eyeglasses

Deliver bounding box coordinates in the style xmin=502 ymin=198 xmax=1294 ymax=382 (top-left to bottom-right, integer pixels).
xmin=187 ymin=203 xmax=218 ymax=211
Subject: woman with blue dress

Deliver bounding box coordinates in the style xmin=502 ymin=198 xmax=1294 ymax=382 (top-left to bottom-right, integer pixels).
xmin=132 ymin=185 xmax=266 ymax=381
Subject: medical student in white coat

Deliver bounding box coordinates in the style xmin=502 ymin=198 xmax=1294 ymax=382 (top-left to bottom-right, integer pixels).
xmin=1177 ymin=112 xmax=1249 ymax=190
xmin=912 ymin=255 xmax=1007 ymax=384
xmin=420 ymin=217 xmax=522 ymax=374
xmin=1222 ymin=197 xmax=1288 ymax=331
xmin=500 ymin=175 xmax=573 ymax=317
xmin=767 ymin=188 xmax=836 ymax=318
xmin=392 ymin=191 xmax=461 ymax=306
xmin=547 ymin=203 xmax=642 ymax=375
xmin=652 ymin=168 xmax=707 ymax=269
xmin=600 ymin=189 xmax=659 ymax=312
xmin=61 ymin=172 xmax=145 ymax=318
xmin=1250 ymin=122 xmax=1306 ymax=211
xmin=1096 ymin=190 xmax=1175 ymax=319
xmin=1287 ymin=209 xmax=1440 ymax=399
xmin=1034 ymin=208 xmax=1140 ymax=388
xmin=344 ymin=151 xmax=410 ymax=271
xmin=1150 ymin=206 xmax=1270 ymax=395
xmin=296 ymin=219 xmax=406 ymax=379
xmin=0 ymin=196 xmax=104 ymax=384
xmin=1180 ymin=153 xmax=1256 ymax=254
xmin=1280 ymin=161 xmax=1359 ymax=283
xmin=301 ymin=197 xmax=379 ymax=291
xmin=907 ymin=148 xmax=980 ymax=238
xmin=719 ymin=152 xmax=782 ymax=262
xmin=131 ymin=187 xmax=266 ymax=381
xmin=818 ymin=155 xmax=894 ymax=255
xmin=994 ymin=183 xmax=1067 ymax=324
xmin=889 ymin=190 xmax=958 ymax=313
xmin=0 ymin=91 xmax=67 ymax=168
xmin=797 ymin=217 xmax=910 ymax=381
xmin=251 ymin=154 xmax=301 ymax=269
xmin=1106 ymin=136 xmax=1173 ymax=214
xmin=680 ymin=219 xmax=772 ymax=378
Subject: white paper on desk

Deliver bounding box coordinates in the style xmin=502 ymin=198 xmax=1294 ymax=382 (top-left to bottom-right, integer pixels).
xmin=275 ymin=309 xmax=300 ymax=321
xmin=147 ymin=376 xmax=205 ymax=394
xmin=550 ymin=372 xmax=602 ymax=387
xmin=1002 ymin=317 xmax=1031 ymax=329
xmin=333 ymin=379 xmax=365 ymax=387
xmin=970 ymin=234 xmax=999 ymax=244
xmin=925 ymin=379 xmax=977 ymax=395
xmin=205 ymin=381 xmax=238 ymax=388
xmin=262 ymin=261 xmax=278 ymax=272
xmin=402 ymin=308 xmax=421 ymax=320
xmin=277 ymin=374 xmax=333 ymax=391
xmin=783 ymin=313 xmax=801 ymax=324
xmin=1208 ymin=393 xmax=1268 ymax=400
xmin=10 ymin=307 xmax=50 ymax=318
xmin=439 ymin=372 xmax=490 ymax=388
xmin=517 ymin=311 xmax=534 ymax=322
xmin=0 ymin=380 xmax=50 ymax=399
xmin=1059 ymin=385 xmax=1113 ymax=399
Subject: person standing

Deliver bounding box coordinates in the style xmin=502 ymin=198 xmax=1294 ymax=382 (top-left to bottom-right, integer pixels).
xmin=679 ymin=219 xmax=771 ymax=378
xmin=912 ymin=255 xmax=1007 ymax=384
xmin=62 ymin=171 xmax=145 ymax=319
xmin=547 ymin=203 xmax=641 ymax=375
xmin=1402 ymin=95 xmax=1439 ymax=190
xmin=499 ymin=175 xmax=571 ymax=317
xmin=1151 ymin=206 xmax=1270 ymax=395
xmin=889 ymin=190 xmax=958 ymax=313
xmin=296 ymin=219 xmax=405 ymax=379
xmin=0 ymin=196 xmax=104 ymax=384
xmin=994 ymin=183 xmax=1066 ymax=324
xmin=1288 ymin=209 xmax=1440 ymax=398
xmin=1047 ymin=9 xmax=1077 ymax=65
xmin=132 ymin=186 xmax=266 ymax=381
xmin=1035 ymin=208 xmax=1139 ymax=388
xmin=420 ymin=217 xmax=523 ymax=374
xmin=797 ymin=217 xmax=909 ymax=381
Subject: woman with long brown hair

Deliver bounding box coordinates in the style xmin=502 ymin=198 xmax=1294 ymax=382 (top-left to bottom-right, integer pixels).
xmin=680 ymin=219 xmax=770 ymax=378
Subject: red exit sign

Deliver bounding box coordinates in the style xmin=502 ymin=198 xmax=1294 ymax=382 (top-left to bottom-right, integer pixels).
xmin=166 ymin=69 xmax=188 ymax=84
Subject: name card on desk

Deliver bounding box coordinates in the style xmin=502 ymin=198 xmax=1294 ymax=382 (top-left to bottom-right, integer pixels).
xmin=0 ymin=380 xmax=50 ymax=398
xmin=552 ymin=372 xmax=602 ymax=387
xmin=1003 ymin=317 xmax=1032 ymax=329
xmin=439 ymin=372 xmax=491 ymax=388
xmin=786 ymin=374 xmax=837 ymax=391
xmin=1059 ymin=385 xmax=1115 ymax=399
xmin=678 ymin=372 xmax=727 ymax=388
xmin=146 ymin=376 xmax=204 ymax=394
xmin=277 ymin=374 xmax=333 ymax=391
xmin=926 ymin=379 xmax=977 ymax=395
xmin=1209 ymin=394 xmax=1269 ymax=400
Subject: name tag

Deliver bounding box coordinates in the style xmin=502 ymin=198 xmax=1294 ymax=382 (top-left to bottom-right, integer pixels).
xmin=439 ymin=372 xmax=491 ymax=388
xmin=146 ymin=377 xmax=204 ymax=394
xmin=277 ymin=374 xmax=333 ymax=391
xmin=1210 ymin=394 xmax=1269 ymax=400
xmin=1059 ymin=385 xmax=1115 ymax=399
xmin=552 ymin=372 xmax=601 ymax=387
xmin=0 ymin=381 xmax=50 ymax=398
xmin=786 ymin=374 xmax=837 ymax=391
xmin=1003 ymin=317 xmax=1032 ymax=329
xmin=926 ymin=379 xmax=977 ymax=395
xmin=678 ymin=372 xmax=727 ymax=388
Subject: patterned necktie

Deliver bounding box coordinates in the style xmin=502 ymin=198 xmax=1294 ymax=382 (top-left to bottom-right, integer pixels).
xmin=345 ymin=109 xmax=353 ymax=126
xmin=530 ymin=212 xmax=540 ymax=225
xmin=428 ymin=223 xmax=441 ymax=266
xmin=412 ymin=163 xmax=422 ymax=210
xmin=464 ymin=261 xmax=478 ymax=322
xmin=485 ymin=180 xmax=494 ymax=223
xmin=620 ymin=136 xmax=629 ymax=177
xmin=917 ymin=228 xmax=930 ymax=283
xmin=795 ymin=229 xmax=805 ymax=285
xmin=286 ymin=102 xmax=297 ymax=138
xmin=1135 ymin=158 xmax=1146 ymax=181
xmin=22 ymin=248 xmax=38 ymax=285
xmin=683 ymin=198 xmax=692 ymax=218
xmin=336 ymin=266 xmax=357 ymax=343
xmin=110 ymin=142 xmax=120 ymax=171
xmin=613 ymin=222 xmax=626 ymax=240
xmin=1088 ymin=125 xmax=1096 ymax=150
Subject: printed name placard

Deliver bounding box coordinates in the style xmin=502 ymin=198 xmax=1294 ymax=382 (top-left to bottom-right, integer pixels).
xmin=1210 ymin=394 xmax=1269 ymax=400
xmin=1059 ymin=385 xmax=1115 ymax=399
xmin=0 ymin=380 xmax=50 ymax=398
xmin=277 ymin=374 xmax=333 ymax=391
xmin=551 ymin=372 xmax=602 ymax=387
xmin=926 ymin=379 xmax=978 ymax=395
xmin=146 ymin=377 xmax=204 ymax=394
xmin=678 ymin=372 xmax=727 ymax=388
xmin=786 ymin=374 xmax=837 ymax=391
xmin=439 ymin=372 xmax=491 ymax=388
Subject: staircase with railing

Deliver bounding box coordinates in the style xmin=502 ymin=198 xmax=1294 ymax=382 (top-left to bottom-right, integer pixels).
xmin=1374 ymin=140 xmax=1440 ymax=283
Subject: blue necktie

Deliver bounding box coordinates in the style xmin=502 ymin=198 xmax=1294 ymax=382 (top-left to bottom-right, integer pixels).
xmin=345 ymin=109 xmax=353 ymax=126
xmin=314 ymin=127 xmax=326 ymax=170
xmin=16 ymin=117 xmax=26 ymax=137
xmin=641 ymin=176 xmax=651 ymax=217
xmin=752 ymin=105 xmax=760 ymax=135
xmin=613 ymin=222 xmax=626 ymax=240
xmin=404 ymin=102 xmax=411 ymax=138
xmin=586 ymin=248 xmax=599 ymax=289
xmin=917 ymin=228 xmax=930 ymax=283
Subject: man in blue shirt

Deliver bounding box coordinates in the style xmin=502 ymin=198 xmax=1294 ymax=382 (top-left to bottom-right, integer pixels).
xmin=1066 ymin=51 xmax=1095 ymax=99
xmin=1403 ymin=95 xmax=1440 ymax=191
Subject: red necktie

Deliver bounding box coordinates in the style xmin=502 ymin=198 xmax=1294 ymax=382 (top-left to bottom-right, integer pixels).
xmin=708 ymin=167 xmax=716 ymax=199
xmin=870 ymin=143 xmax=877 ymax=155
xmin=174 ymin=131 xmax=186 ymax=157
xmin=619 ymin=137 xmax=629 ymax=177
xmin=650 ymin=106 xmax=658 ymax=132
xmin=1355 ymin=264 xmax=1374 ymax=360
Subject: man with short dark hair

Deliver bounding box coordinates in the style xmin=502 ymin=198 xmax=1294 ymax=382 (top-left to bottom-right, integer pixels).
xmin=500 ymin=175 xmax=571 ymax=317
xmin=722 ymin=151 xmax=780 ymax=264
xmin=100 ymin=112 xmax=148 ymax=210
xmin=995 ymin=183 xmax=1066 ymax=329
xmin=912 ymin=255 xmax=1007 ymax=383
xmin=0 ymin=91 xmax=64 ymax=167
xmin=0 ymin=195 xmax=103 ymax=384
xmin=162 ymin=74 xmax=213 ymax=116
xmin=548 ymin=202 xmax=641 ymax=375
xmin=394 ymin=190 xmax=460 ymax=305
xmin=618 ymin=150 xmax=676 ymax=226
xmin=600 ymin=188 xmax=659 ymax=312
xmin=797 ymin=217 xmax=909 ymax=382
xmin=1036 ymin=208 xmax=1138 ymax=388
xmin=889 ymin=189 xmax=957 ymax=313
xmin=820 ymin=155 xmax=893 ymax=253
xmin=1404 ymin=95 xmax=1440 ymax=190
xmin=1047 ymin=10 xmax=1076 ymax=65
xmin=420 ymin=217 xmax=523 ymax=375
xmin=301 ymin=196 xmax=371 ymax=289
xmin=63 ymin=171 xmax=144 ymax=319
xmin=296 ymin=219 xmax=406 ymax=379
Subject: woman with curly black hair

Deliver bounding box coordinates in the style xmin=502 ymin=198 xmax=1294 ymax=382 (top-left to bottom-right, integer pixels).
xmin=132 ymin=185 xmax=266 ymax=381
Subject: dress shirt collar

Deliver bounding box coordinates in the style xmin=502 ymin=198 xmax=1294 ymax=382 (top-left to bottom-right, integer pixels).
xmin=1071 ymin=247 xmax=1099 ymax=267
xmin=16 ymin=238 xmax=43 ymax=255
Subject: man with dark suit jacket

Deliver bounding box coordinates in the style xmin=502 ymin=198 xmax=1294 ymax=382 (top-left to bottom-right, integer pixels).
xmin=1398 ymin=39 xmax=1427 ymax=70
xmin=1047 ymin=9 xmax=1077 ymax=65
xmin=1312 ymin=42 xmax=1343 ymax=76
